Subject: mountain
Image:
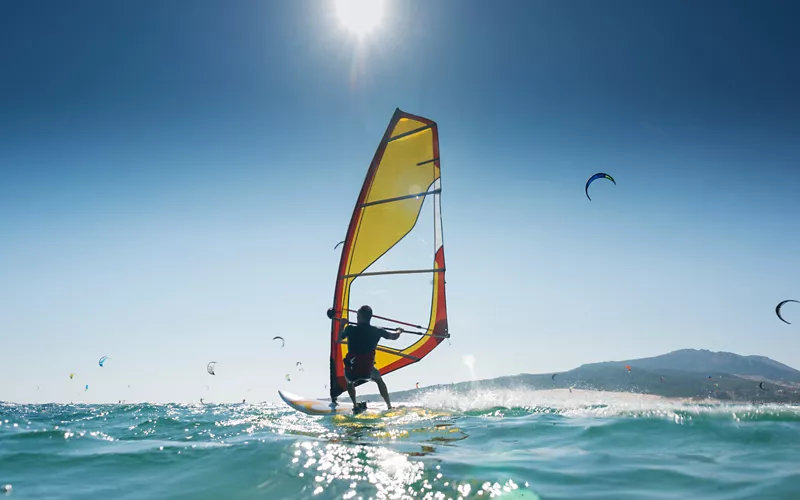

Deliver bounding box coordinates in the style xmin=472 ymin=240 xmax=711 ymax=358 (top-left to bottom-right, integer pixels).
xmin=363 ymin=349 xmax=800 ymax=403
xmin=588 ymin=349 xmax=800 ymax=382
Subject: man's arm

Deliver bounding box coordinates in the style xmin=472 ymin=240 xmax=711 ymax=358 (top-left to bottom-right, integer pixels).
xmin=379 ymin=326 xmax=402 ymax=341
xmin=338 ymin=325 xmax=350 ymax=342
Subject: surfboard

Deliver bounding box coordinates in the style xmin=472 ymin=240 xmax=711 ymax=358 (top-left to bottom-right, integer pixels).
xmin=278 ymin=390 xmax=381 ymax=416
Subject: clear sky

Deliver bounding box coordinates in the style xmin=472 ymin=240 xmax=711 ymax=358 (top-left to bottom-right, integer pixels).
xmin=1 ymin=0 xmax=799 ymax=404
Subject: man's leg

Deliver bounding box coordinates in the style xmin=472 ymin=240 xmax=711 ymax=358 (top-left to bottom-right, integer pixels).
xmin=346 ymin=381 xmax=357 ymax=406
xmin=373 ymin=369 xmax=392 ymax=409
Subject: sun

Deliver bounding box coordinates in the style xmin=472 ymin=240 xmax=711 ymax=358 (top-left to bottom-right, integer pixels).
xmin=335 ymin=0 xmax=384 ymax=38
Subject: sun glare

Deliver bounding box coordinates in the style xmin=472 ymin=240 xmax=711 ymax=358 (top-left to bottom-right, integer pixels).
xmin=335 ymin=0 xmax=384 ymax=37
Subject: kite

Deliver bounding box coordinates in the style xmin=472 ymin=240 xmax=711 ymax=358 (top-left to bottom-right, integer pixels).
xmin=272 ymin=336 xmax=285 ymax=348
xmin=285 ymin=374 xmax=291 ymax=382
xmin=625 ymin=365 xmax=631 ymax=372
xmin=334 ymin=240 xmax=345 ymax=250
xmin=759 ymin=382 xmax=766 ymax=390
xmin=207 ymin=362 xmax=217 ymax=376
xmin=69 ymin=373 xmax=75 ymax=380
xmin=776 ymin=299 xmax=799 ymax=325
xmin=85 ymin=384 xmax=89 ymax=391
xmin=98 ymin=356 xmax=109 ymax=367
xmin=551 ymin=374 xmax=557 ymax=381
xmin=585 ymin=173 xmax=616 ymax=201
xmin=296 ymin=361 xmax=304 ymax=372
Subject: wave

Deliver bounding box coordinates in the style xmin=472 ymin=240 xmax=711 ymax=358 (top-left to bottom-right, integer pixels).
xmin=396 ymin=387 xmax=800 ymax=421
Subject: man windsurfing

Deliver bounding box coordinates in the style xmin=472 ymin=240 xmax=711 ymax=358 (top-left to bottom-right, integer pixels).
xmin=337 ymin=305 xmax=401 ymax=413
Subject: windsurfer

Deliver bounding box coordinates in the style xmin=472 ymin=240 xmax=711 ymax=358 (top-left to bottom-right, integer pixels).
xmin=338 ymin=305 xmax=401 ymax=412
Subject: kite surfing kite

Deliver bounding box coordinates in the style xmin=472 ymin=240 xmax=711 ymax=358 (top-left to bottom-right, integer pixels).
xmin=585 ymin=173 xmax=616 ymax=201
xmin=551 ymin=374 xmax=557 ymax=381
xmin=207 ymin=362 xmax=216 ymax=376
xmin=69 ymin=373 xmax=75 ymax=380
xmin=324 ymin=108 xmax=450 ymax=404
xmin=334 ymin=240 xmax=345 ymax=250
xmin=296 ymin=362 xmax=304 ymax=372
xmin=98 ymin=356 xmax=109 ymax=367
xmin=776 ymin=299 xmax=798 ymax=324
xmin=759 ymin=382 xmax=766 ymax=390
xmin=272 ymin=336 xmax=285 ymax=348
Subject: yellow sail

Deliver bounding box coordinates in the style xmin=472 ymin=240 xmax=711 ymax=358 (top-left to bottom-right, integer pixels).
xmin=328 ymin=109 xmax=449 ymax=399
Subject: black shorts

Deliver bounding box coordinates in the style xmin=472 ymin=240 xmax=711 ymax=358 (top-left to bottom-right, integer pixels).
xmin=344 ymin=366 xmax=382 ymax=384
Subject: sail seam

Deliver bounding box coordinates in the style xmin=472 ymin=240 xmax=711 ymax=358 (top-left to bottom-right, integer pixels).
xmin=342 ymin=268 xmax=445 ymax=279
xmin=361 ymin=189 xmax=442 ymax=207
xmin=336 ymin=342 xmax=421 ymax=360
xmin=388 ymin=124 xmax=432 ymax=142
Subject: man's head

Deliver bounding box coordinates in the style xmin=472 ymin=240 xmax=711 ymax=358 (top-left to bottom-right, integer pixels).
xmin=356 ymin=305 xmax=373 ymax=324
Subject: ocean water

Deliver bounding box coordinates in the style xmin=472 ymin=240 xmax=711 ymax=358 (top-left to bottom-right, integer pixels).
xmin=2 ymin=389 xmax=799 ymax=500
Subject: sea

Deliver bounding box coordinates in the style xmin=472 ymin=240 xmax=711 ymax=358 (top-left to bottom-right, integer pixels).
xmin=1 ymin=389 xmax=799 ymax=500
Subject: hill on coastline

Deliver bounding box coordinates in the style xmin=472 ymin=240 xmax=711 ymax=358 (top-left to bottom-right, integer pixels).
xmin=364 ymin=349 xmax=800 ymax=403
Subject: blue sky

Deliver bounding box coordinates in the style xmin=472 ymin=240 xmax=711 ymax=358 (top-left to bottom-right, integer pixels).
xmin=1 ymin=0 xmax=799 ymax=403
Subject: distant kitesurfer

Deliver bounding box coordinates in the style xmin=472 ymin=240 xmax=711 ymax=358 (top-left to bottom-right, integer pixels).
xmin=337 ymin=305 xmax=400 ymax=413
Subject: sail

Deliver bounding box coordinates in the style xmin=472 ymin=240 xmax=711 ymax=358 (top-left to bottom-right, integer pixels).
xmin=328 ymin=108 xmax=449 ymax=400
